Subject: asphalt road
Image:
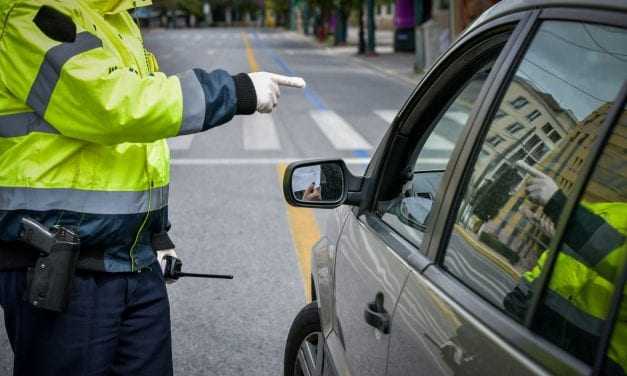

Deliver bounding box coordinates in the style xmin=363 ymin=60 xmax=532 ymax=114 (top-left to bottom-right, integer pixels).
xmin=0 ymin=27 xmax=415 ymax=375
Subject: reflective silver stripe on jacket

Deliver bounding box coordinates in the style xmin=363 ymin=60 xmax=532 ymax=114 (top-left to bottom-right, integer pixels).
xmin=578 ymin=223 xmax=625 ymax=265
xmin=0 ymin=112 xmax=59 ymax=137
xmin=176 ymin=70 xmax=206 ymax=135
xmin=544 ymin=289 xmax=604 ymax=336
xmin=27 ymin=32 xmax=102 ymax=115
xmin=518 ymin=278 xmax=604 ymax=335
xmin=0 ymin=186 xmax=168 ymax=215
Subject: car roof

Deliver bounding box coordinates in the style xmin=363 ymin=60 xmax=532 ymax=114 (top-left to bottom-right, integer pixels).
xmin=467 ymin=0 xmax=627 ymax=34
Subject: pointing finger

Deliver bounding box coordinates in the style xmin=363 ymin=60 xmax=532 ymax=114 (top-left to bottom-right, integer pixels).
xmin=269 ymin=73 xmax=306 ymax=88
xmin=515 ymin=160 xmax=544 ymax=178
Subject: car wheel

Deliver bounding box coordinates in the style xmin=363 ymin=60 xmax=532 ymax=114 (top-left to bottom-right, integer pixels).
xmin=284 ymin=302 xmax=323 ymax=376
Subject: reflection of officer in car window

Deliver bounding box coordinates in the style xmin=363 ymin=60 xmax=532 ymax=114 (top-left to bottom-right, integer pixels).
xmin=503 ymin=163 xmax=626 ymax=374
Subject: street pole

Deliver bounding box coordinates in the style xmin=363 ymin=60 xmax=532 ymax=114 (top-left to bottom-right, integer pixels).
xmin=413 ymin=0 xmax=425 ymax=71
xmin=289 ymin=0 xmax=296 ymax=30
xmin=358 ymin=0 xmax=366 ymax=54
xmin=366 ymin=0 xmax=376 ymax=54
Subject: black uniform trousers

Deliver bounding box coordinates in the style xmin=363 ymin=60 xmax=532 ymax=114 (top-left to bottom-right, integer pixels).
xmin=0 ymin=262 xmax=173 ymax=376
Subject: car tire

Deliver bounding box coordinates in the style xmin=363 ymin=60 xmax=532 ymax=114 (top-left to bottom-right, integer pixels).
xmin=284 ymin=302 xmax=324 ymax=376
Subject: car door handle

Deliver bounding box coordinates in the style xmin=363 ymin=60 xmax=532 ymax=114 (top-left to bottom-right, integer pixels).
xmin=364 ymin=292 xmax=390 ymax=334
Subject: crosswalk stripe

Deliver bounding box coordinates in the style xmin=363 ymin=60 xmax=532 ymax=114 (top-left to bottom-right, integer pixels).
xmin=426 ymin=134 xmax=455 ymax=151
xmin=310 ymin=110 xmax=372 ymax=150
xmin=167 ymin=134 xmax=195 ymax=151
xmin=444 ymin=111 xmax=469 ymax=126
xmin=374 ymin=109 xmax=397 ymax=124
xmin=243 ymin=113 xmax=281 ymax=150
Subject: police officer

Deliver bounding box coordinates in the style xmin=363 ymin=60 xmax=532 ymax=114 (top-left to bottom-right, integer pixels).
xmin=505 ymin=163 xmax=626 ymax=374
xmin=0 ymin=0 xmax=304 ymax=375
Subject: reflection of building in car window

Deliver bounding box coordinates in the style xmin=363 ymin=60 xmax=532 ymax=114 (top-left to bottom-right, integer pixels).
xmin=475 ymin=102 xmax=614 ymax=272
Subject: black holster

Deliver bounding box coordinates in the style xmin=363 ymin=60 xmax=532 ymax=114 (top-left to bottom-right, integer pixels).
xmin=21 ymin=219 xmax=80 ymax=313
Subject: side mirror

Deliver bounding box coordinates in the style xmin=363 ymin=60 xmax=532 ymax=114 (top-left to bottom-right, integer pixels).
xmin=283 ymin=159 xmax=363 ymax=208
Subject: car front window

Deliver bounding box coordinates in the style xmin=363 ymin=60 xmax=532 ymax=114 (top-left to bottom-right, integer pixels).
xmin=378 ymin=58 xmax=497 ymax=250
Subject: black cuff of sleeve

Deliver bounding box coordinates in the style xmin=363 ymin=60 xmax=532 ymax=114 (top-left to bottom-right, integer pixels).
xmin=232 ymin=73 xmax=257 ymax=115
xmin=543 ymin=189 xmax=567 ymax=223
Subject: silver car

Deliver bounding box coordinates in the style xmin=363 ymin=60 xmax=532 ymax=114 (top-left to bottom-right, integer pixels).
xmin=282 ymin=1 xmax=627 ymax=375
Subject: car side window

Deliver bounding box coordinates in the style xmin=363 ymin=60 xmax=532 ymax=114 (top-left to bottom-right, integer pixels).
xmin=377 ymin=57 xmax=499 ymax=250
xmin=440 ymin=19 xmax=627 ymax=346
xmin=530 ymin=107 xmax=626 ymax=371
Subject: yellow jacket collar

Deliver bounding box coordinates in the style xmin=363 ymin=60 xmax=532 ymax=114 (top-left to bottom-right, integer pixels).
xmin=87 ymin=0 xmax=152 ymax=14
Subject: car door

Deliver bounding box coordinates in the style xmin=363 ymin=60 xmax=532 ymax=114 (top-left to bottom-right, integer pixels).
xmin=327 ymin=12 xmax=527 ymax=376
xmin=388 ymin=8 xmax=627 ymax=376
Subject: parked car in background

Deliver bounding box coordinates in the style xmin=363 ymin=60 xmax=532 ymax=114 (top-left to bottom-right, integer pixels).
xmin=282 ymin=1 xmax=627 ymax=375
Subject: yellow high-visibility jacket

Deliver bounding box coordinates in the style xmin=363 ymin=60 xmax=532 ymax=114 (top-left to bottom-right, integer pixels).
xmin=525 ymin=202 xmax=626 ymax=373
xmin=0 ymin=0 xmax=256 ymax=272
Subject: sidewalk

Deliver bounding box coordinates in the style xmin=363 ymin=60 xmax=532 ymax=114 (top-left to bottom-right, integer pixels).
xmin=290 ymin=27 xmax=422 ymax=86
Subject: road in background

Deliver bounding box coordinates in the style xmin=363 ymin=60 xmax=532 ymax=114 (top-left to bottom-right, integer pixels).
xmin=0 ymin=28 xmax=415 ymax=375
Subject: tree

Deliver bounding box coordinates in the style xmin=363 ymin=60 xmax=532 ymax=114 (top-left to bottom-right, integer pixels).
xmin=178 ymin=0 xmax=203 ymax=16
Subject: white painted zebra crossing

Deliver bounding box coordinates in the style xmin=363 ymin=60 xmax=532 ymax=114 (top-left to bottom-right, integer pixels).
xmin=309 ymin=110 xmax=372 ymax=151
xmin=243 ymin=113 xmax=281 ymax=150
xmin=168 ymin=109 xmax=409 ymax=152
xmin=374 ymin=109 xmax=397 ymax=124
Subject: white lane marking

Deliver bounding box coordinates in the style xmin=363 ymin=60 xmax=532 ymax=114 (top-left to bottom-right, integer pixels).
xmin=444 ymin=111 xmax=469 ymax=126
xmin=310 ymin=110 xmax=372 ymax=151
xmin=167 ymin=135 xmax=195 ymax=151
xmin=243 ymin=113 xmax=281 ymax=150
xmin=206 ymin=50 xmax=216 ymax=55
xmin=374 ymin=110 xmax=398 ymax=124
xmin=171 ymin=158 xmax=371 ymax=165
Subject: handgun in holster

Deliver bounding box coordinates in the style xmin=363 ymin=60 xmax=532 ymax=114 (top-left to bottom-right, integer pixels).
xmin=19 ymin=217 xmax=80 ymax=313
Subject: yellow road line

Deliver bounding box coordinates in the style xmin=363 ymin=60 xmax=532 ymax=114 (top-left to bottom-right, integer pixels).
xmin=244 ymin=35 xmax=317 ymax=302
xmin=277 ymin=163 xmax=321 ymax=303
xmin=241 ymin=32 xmax=259 ymax=72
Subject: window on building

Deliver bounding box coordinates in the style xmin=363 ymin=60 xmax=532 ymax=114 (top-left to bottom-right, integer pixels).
xmin=495 ymin=110 xmax=507 ymax=119
xmin=527 ymin=110 xmax=542 ymax=122
xmin=506 ymin=122 xmax=524 ymax=134
xmin=542 ymin=123 xmax=553 ymax=134
xmin=524 ymin=135 xmax=541 ymax=151
xmin=487 ymin=135 xmax=505 ymax=147
xmin=548 ymin=131 xmax=562 ymax=144
xmin=531 ymin=142 xmax=549 ymax=161
xmin=510 ymin=96 xmax=529 ymax=109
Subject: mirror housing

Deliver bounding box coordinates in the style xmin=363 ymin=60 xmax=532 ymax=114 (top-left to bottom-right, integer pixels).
xmin=283 ymin=159 xmax=364 ymax=209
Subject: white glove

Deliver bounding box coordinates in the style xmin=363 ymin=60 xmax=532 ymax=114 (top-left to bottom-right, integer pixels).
xmin=516 ymin=161 xmax=558 ymax=206
xmin=247 ymin=72 xmax=306 ymax=113
xmin=157 ymin=248 xmax=178 ymax=284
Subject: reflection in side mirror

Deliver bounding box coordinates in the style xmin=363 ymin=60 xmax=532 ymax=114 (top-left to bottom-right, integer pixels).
xmin=291 ymin=162 xmax=344 ymax=204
